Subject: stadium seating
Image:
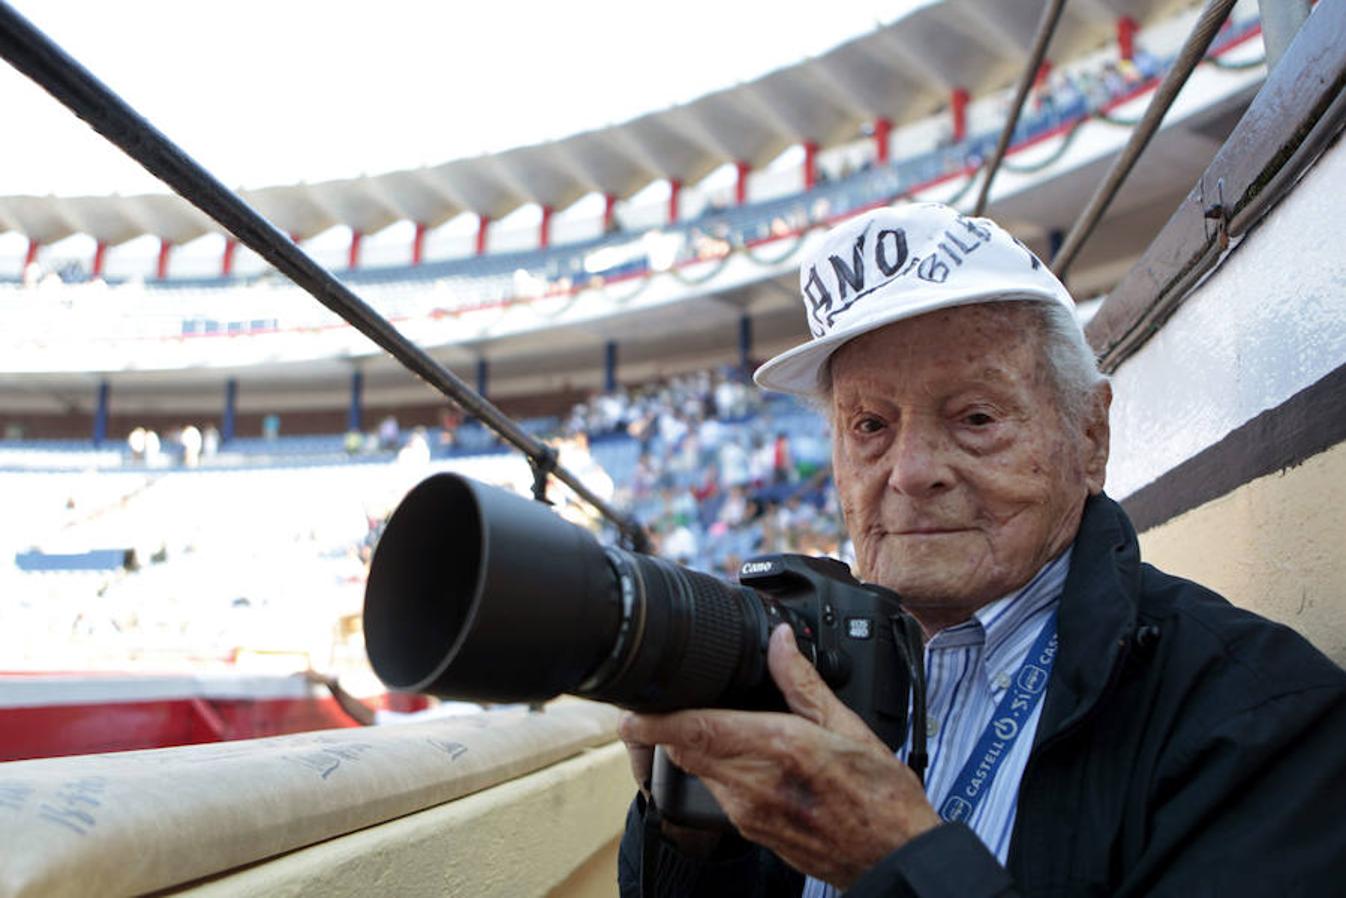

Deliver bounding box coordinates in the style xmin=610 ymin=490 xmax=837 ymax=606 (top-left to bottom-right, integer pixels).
xmin=0 ymin=368 xmax=842 ymax=671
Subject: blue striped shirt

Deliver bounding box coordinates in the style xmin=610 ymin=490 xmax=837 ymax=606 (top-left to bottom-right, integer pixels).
xmin=803 ymin=548 xmax=1072 ymax=898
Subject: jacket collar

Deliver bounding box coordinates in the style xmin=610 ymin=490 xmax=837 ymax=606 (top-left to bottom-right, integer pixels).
xmin=1036 ymin=492 xmax=1141 ymax=743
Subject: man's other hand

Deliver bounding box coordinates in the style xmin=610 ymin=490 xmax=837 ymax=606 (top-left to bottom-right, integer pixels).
xmin=620 ymin=624 xmax=941 ymax=889
xmin=619 ymin=723 xmax=655 ymax=798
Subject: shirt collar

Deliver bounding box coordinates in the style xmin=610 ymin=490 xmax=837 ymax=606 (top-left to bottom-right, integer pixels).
xmin=925 ymin=545 xmax=1074 ymax=653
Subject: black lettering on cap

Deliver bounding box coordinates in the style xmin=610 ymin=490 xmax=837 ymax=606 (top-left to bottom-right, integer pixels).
xmin=828 ymin=231 xmax=867 ymax=301
xmin=917 ymin=255 xmax=950 ymax=283
xmin=875 ymin=228 xmax=908 ymax=276
xmin=803 ymin=265 xmax=833 ymax=334
xmin=944 ymin=229 xmax=981 ymax=255
xmin=958 ymin=216 xmax=992 ymax=242
xmin=1010 ymin=235 xmax=1042 ymax=270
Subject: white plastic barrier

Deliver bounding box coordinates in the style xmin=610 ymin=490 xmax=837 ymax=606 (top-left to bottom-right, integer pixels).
xmin=0 ymin=701 xmax=621 ymax=897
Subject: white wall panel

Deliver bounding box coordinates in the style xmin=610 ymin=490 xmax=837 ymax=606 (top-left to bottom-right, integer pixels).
xmin=1107 ymin=139 xmax=1346 ymax=499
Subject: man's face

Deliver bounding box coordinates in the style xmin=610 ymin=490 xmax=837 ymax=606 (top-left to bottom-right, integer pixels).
xmin=829 ymin=304 xmax=1109 ymax=626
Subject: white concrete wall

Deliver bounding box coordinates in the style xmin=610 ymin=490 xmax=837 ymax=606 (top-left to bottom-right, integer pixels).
xmin=170 ymin=743 xmax=631 ymax=898
xmin=1106 ymin=137 xmax=1346 ymax=500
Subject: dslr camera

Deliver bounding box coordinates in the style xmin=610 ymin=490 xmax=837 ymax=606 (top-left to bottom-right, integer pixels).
xmin=363 ymin=472 xmax=926 ymax=829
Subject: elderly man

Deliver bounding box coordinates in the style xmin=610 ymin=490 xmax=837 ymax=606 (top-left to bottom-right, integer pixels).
xmin=617 ymin=204 xmax=1346 ymax=896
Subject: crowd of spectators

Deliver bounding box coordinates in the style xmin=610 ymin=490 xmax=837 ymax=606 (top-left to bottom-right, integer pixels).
xmin=126 ymin=423 xmax=222 ymax=468
xmin=1029 ymin=47 xmax=1163 ymax=129
xmin=559 ymin=368 xmax=850 ymax=580
xmin=339 ymin=366 xmax=852 ymax=583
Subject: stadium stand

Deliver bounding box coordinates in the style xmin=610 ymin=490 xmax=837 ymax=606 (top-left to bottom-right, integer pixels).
xmin=0 ymin=1 xmax=1275 ymax=697
xmin=0 ymin=363 xmax=846 ymax=679
xmin=0 ymin=4 xmax=1275 ymax=681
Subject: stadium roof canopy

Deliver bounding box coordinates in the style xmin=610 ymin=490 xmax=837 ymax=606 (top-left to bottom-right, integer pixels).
xmin=0 ymin=0 xmax=1186 ymax=247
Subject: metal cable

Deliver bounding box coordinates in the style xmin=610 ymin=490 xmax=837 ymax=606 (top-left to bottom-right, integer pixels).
xmin=971 ymin=0 xmax=1069 ymax=216
xmin=0 ymin=1 xmax=649 ymax=552
xmin=1000 ymin=117 xmax=1089 ymax=174
xmin=1051 ymin=0 xmax=1238 ymax=280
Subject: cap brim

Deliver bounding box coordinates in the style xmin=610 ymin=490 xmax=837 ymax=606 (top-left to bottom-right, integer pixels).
xmin=753 ymin=286 xmax=1067 ymax=396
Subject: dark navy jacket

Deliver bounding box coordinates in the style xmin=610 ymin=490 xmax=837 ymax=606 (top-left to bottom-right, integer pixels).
xmin=618 ymin=494 xmax=1346 ymax=896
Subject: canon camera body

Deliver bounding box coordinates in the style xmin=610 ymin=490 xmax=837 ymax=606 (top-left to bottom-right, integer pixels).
xmin=652 ymin=553 xmax=924 ymax=828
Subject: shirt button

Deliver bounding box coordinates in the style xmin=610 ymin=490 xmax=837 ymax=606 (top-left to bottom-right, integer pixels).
xmin=926 ymin=718 xmax=941 ymax=737
xmin=994 ymin=672 xmax=1012 ymax=690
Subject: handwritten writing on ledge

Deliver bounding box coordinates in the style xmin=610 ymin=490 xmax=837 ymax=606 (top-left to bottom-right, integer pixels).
xmin=0 ymin=724 xmax=498 ymax=834
xmin=0 ymin=776 xmax=107 ymax=837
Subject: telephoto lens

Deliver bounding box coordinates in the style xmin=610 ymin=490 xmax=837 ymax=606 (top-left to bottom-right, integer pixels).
xmin=363 ymin=472 xmax=789 ymax=712
xmin=365 ymin=472 xmax=923 ymax=831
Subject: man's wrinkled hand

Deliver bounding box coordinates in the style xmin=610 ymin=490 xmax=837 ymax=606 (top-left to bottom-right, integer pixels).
xmin=619 ymin=713 xmax=726 ymax=858
xmin=620 ymin=624 xmax=940 ymax=889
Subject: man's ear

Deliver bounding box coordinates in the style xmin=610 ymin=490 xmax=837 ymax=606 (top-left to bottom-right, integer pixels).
xmin=1082 ymin=381 xmax=1111 ymax=495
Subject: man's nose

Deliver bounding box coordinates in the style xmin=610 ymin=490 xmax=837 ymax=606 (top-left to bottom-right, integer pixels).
xmin=885 ymin=417 xmax=954 ymax=498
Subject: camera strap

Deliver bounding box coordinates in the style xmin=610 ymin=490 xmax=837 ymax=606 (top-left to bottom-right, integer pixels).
xmin=641 ymin=794 xmax=663 ymax=898
xmin=936 ymin=610 xmax=1059 ymax=824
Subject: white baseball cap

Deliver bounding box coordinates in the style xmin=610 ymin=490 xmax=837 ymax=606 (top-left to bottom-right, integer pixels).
xmin=753 ymin=203 xmax=1077 ymax=395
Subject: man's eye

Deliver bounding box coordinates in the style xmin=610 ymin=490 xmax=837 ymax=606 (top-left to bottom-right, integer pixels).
xmin=964 ymin=412 xmax=995 ymax=427
xmin=854 ymin=417 xmax=886 ymax=435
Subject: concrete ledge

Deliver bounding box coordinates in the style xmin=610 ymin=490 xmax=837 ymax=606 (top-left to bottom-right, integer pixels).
xmin=0 ymin=702 xmax=619 ymax=897
xmin=169 ymin=742 xmax=632 ymax=898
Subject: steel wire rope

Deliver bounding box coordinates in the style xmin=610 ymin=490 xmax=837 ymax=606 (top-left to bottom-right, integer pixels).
xmin=1007 ymin=38 xmax=1262 ymax=160
xmin=0 ymin=1 xmax=650 ymax=552
xmin=910 ymin=166 xmax=982 ymax=209
xmin=602 ymin=270 xmax=656 ymax=306
xmin=1092 ymin=107 xmax=1145 ymax=127
xmin=1051 ymin=0 xmax=1238 ymax=280
xmin=668 ymin=251 xmax=734 ymax=286
xmin=999 ymin=118 xmax=1090 ymax=175
xmin=971 ymin=0 xmax=1069 ymax=216
xmin=742 ymin=231 xmax=809 ymax=267
xmin=1204 ymin=50 xmax=1266 ymax=70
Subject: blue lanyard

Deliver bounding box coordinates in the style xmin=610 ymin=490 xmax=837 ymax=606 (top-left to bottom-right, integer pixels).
xmin=937 ymin=611 xmax=1059 ymax=824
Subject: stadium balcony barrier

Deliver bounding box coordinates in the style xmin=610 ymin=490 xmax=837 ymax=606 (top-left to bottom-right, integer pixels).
xmin=0 ymin=700 xmax=628 ymax=897
xmin=0 ymin=12 xmax=1263 ymax=304
xmin=0 ymin=15 xmax=1268 ymax=385
xmin=0 ymin=415 xmax=570 ymax=471
xmin=0 ymin=383 xmax=824 ymax=470
xmin=14 ymin=548 xmax=132 ymax=572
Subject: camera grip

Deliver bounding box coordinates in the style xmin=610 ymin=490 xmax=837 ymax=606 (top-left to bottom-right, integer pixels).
xmin=650 ymin=746 xmax=734 ymax=830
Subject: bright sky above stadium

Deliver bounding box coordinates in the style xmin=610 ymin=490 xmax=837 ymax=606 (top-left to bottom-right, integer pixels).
xmin=1 ymin=0 xmax=922 ymax=198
